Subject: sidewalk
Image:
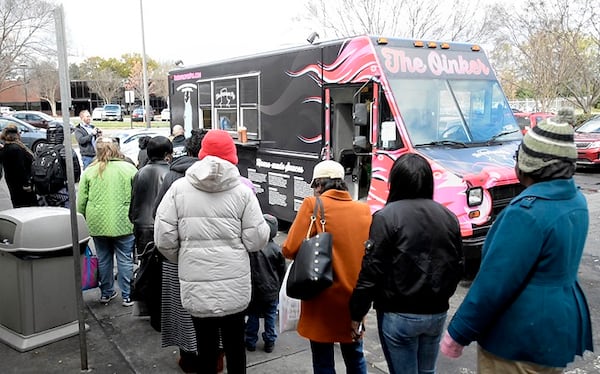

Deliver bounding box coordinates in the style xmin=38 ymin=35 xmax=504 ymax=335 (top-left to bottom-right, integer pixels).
xmin=0 ymin=175 xmax=599 ymax=373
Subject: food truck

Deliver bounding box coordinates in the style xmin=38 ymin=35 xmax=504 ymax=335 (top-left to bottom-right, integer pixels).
xmin=168 ymin=35 xmax=523 ymax=277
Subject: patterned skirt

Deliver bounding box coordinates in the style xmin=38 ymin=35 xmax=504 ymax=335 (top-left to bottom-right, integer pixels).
xmin=160 ymin=261 xmax=197 ymax=352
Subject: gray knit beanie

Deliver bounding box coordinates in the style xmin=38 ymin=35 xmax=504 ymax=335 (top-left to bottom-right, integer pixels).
xmin=556 ymin=107 xmax=575 ymax=127
xmin=263 ymin=214 xmax=278 ymax=240
xmin=517 ymin=118 xmax=576 ymax=174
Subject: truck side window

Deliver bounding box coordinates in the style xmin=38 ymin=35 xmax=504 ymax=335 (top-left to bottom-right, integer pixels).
xmin=379 ymin=96 xmax=403 ymax=150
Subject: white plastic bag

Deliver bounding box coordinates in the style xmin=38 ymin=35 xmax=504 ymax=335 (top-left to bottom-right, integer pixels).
xmin=278 ymin=262 xmax=301 ymax=333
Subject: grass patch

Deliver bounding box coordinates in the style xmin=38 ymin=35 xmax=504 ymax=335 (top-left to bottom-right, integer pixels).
xmin=92 ymin=119 xmax=170 ymax=130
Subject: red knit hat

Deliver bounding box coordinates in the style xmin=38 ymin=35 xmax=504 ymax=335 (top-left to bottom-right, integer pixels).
xmin=198 ymin=129 xmax=238 ymax=165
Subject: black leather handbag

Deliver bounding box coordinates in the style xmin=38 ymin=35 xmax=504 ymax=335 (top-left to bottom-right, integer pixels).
xmin=286 ymin=196 xmax=333 ymax=300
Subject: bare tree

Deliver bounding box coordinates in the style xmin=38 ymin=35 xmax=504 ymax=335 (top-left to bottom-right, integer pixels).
xmin=125 ymin=59 xmax=164 ymax=106
xmin=0 ymin=0 xmax=55 ymax=92
xmin=489 ymin=0 xmax=599 ymax=113
xmin=149 ymin=62 xmax=172 ymax=104
xmin=87 ymin=68 xmax=123 ymax=105
xmin=125 ymin=60 xmax=144 ymax=105
xmin=301 ymin=0 xmax=495 ymax=42
xmin=30 ymin=60 xmax=59 ymax=115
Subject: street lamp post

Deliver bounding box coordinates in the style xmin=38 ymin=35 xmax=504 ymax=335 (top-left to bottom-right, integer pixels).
xmin=139 ymin=0 xmax=151 ymax=128
xmin=19 ymin=64 xmax=29 ymax=110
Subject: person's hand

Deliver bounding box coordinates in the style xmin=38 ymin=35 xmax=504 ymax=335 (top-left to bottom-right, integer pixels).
xmin=440 ymin=331 xmax=464 ymax=359
xmin=351 ymin=320 xmax=365 ymax=341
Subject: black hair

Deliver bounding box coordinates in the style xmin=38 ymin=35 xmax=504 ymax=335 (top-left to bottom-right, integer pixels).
xmin=186 ymin=128 xmax=208 ymax=157
xmin=147 ymin=136 xmax=173 ymax=161
xmin=312 ymin=178 xmax=348 ymax=193
xmin=138 ymin=136 xmax=151 ymax=150
xmin=386 ymin=153 xmax=434 ymax=203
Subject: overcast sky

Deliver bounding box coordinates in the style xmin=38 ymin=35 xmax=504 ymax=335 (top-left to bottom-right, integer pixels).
xmin=58 ymin=0 xmax=311 ymax=66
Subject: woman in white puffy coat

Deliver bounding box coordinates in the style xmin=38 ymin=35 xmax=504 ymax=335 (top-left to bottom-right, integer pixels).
xmin=155 ymin=130 xmax=269 ymax=374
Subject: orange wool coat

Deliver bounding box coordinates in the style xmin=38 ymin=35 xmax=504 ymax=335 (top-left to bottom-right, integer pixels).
xmin=282 ymin=189 xmax=372 ymax=343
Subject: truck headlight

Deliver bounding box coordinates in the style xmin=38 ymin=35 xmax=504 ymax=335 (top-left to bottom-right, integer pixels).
xmin=467 ymin=187 xmax=483 ymax=207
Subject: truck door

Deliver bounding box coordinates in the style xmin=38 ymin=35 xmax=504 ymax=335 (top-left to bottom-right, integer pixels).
xmin=325 ymin=85 xmax=374 ymax=201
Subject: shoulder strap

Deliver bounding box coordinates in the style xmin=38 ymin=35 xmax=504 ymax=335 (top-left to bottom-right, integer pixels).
xmin=314 ymin=196 xmax=326 ymax=232
xmin=305 ymin=196 xmax=326 ymax=239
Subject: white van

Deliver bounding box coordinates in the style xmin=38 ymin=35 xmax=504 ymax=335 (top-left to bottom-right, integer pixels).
xmin=0 ymin=107 xmax=15 ymax=115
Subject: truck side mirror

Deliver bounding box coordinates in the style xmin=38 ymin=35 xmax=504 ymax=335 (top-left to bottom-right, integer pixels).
xmin=353 ymin=103 xmax=368 ymax=126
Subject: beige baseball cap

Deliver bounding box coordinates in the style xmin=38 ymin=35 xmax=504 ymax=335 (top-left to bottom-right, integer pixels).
xmin=310 ymin=160 xmax=345 ymax=187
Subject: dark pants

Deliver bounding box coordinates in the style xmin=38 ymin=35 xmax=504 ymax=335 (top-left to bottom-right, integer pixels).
xmin=192 ymin=312 xmax=246 ymax=374
xmin=310 ymin=340 xmax=367 ymax=374
xmin=134 ymin=227 xmax=162 ymax=331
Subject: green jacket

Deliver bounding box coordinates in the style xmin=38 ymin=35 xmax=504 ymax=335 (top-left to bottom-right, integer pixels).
xmin=77 ymin=158 xmax=138 ymax=237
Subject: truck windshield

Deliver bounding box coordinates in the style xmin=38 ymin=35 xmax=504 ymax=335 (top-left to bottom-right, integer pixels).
xmin=389 ymin=78 xmax=521 ymax=146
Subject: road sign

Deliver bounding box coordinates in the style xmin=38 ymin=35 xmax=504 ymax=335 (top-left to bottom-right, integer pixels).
xmin=125 ymin=90 xmax=135 ymax=104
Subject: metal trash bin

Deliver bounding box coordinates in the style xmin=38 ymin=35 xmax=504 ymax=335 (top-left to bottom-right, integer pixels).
xmin=0 ymin=207 xmax=90 ymax=352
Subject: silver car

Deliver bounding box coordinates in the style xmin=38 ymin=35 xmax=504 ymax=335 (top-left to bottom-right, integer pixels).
xmin=0 ymin=116 xmax=47 ymax=152
xmin=101 ymin=104 xmax=123 ymax=121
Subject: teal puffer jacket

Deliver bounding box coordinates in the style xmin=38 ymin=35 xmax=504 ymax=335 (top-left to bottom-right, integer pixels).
xmin=447 ymin=178 xmax=593 ymax=368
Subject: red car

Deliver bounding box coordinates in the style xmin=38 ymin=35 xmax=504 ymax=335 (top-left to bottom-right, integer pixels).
xmin=574 ymin=115 xmax=600 ymax=167
xmin=514 ymin=112 xmax=555 ymax=134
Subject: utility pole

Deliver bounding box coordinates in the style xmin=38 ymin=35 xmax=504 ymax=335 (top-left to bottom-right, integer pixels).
xmin=140 ymin=0 xmax=151 ymax=128
xmin=19 ymin=64 xmax=29 ymax=110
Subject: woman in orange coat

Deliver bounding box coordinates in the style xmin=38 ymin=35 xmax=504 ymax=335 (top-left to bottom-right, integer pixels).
xmin=282 ymin=160 xmax=372 ymax=374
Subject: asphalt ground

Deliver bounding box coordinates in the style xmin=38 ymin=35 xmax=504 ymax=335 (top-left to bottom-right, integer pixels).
xmin=0 ymin=173 xmax=599 ymax=373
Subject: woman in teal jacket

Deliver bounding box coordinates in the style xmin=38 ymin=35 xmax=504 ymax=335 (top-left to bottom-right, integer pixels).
xmin=77 ymin=137 xmax=138 ymax=307
xmin=441 ymin=115 xmax=593 ymax=372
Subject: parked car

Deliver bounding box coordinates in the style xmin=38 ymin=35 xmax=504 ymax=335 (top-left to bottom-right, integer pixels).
xmin=574 ymin=115 xmax=600 ymax=168
xmin=12 ymin=110 xmax=57 ymax=129
xmin=91 ymin=107 xmax=104 ymax=121
xmin=131 ymin=107 xmax=154 ymax=122
xmin=513 ymin=112 xmax=555 ymax=134
xmin=112 ymin=127 xmax=170 ymax=166
xmin=160 ymin=108 xmax=170 ymax=121
xmin=0 ymin=116 xmax=47 ymax=152
xmin=101 ymin=104 xmax=123 ymax=121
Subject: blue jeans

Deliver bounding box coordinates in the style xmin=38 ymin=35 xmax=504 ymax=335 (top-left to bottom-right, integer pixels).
xmin=82 ymin=155 xmax=94 ymax=169
xmin=376 ymin=310 xmax=447 ymax=374
xmin=94 ymin=234 xmax=134 ymax=299
xmin=245 ymin=299 xmax=278 ymax=347
xmin=310 ymin=340 xmax=366 ymax=374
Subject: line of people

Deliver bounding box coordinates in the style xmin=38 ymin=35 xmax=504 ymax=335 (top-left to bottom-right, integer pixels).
xmin=0 ymin=106 xmax=592 ymax=374
xmin=281 ymin=113 xmax=592 ymax=374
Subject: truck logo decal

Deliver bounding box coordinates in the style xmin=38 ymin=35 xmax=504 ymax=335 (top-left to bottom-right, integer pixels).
xmin=381 ymin=48 xmax=491 ymax=77
xmin=216 ymin=87 xmax=236 ymax=107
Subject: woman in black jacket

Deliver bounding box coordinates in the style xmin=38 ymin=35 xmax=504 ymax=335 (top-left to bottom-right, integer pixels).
xmin=0 ymin=124 xmax=38 ymax=207
xmin=129 ymin=136 xmax=172 ymax=321
xmin=349 ymin=153 xmax=463 ymax=374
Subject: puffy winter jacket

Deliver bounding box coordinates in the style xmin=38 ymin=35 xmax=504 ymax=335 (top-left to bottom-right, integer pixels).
xmin=154 ymin=155 xmax=269 ymax=318
xmin=77 ymin=158 xmax=138 ymax=236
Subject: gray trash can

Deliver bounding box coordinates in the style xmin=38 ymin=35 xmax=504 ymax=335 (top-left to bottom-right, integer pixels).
xmin=0 ymin=207 xmax=90 ymax=352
